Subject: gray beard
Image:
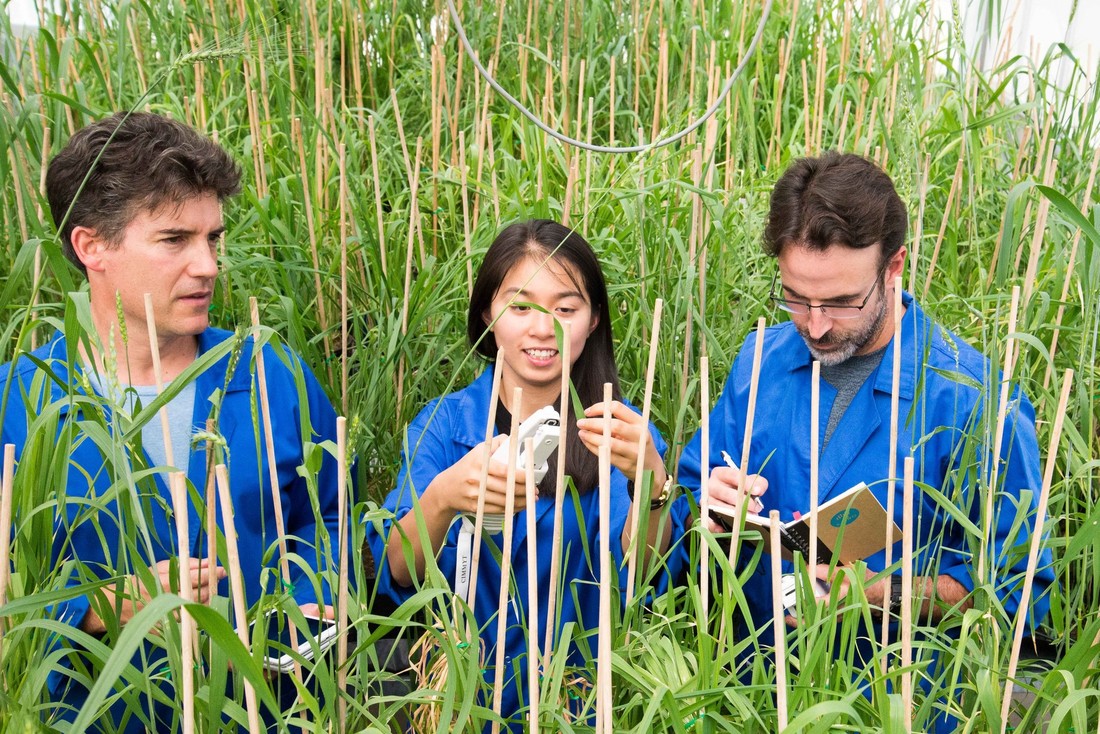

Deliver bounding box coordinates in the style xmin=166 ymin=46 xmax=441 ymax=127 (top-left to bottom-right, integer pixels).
xmin=796 ymin=292 xmax=889 ymax=367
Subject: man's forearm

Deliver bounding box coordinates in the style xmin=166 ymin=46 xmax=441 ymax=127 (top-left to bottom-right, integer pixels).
xmin=869 ymin=573 xmax=972 ymax=622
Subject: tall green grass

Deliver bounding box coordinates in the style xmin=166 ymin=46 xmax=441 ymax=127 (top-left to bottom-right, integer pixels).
xmin=0 ymin=0 xmax=1097 ymax=730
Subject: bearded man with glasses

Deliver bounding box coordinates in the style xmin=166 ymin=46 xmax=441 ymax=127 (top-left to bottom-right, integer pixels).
xmin=676 ymin=152 xmax=1051 ymax=730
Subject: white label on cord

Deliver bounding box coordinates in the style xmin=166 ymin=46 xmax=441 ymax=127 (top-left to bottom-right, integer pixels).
xmin=455 ymin=516 xmax=474 ymax=602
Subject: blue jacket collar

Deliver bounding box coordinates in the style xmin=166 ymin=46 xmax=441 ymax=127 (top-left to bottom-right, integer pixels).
xmin=452 ymin=366 xmax=499 ymax=449
xmin=31 ymin=326 xmax=248 ymax=398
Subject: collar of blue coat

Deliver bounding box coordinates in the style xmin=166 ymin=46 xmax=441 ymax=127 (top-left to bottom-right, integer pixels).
xmin=21 ymin=326 xmax=253 ymax=403
xmin=782 ymin=290 xmax=922 ymax=401
xmin=449 ymin=365 xmax=505 ymax=450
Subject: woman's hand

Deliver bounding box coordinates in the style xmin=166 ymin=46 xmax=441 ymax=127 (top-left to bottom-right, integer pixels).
xmin=427 ymin=434 xmax=531 ymax=517
xmin=389 ymin=433 xmax=533 ymax=588
xmin=577 ymin=400 xmax=665 ymax=482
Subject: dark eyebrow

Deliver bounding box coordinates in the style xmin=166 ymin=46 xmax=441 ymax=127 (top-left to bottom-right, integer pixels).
xmin=502 ymin=287 xmax=586 ymax=300
xmin=157 ymin=226 xmax=226 ymax=238
xmin=781 ymin=283 xmax=863 ymax=303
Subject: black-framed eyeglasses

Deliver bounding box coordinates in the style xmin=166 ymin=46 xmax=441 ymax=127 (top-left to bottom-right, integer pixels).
xmin=769 ymin=267 xmax=886 ymax=320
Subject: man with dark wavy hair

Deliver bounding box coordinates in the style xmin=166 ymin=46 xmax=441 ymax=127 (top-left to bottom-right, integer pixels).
xmin=678 ymin=152 xmax=1052 ymax=730
xmin=1 ymin=111 xmax=343 ymax=731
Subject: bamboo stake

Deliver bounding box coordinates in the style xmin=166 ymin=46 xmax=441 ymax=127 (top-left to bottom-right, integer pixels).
xmin=596 ymin=384 xmax=613 ymax=734
xmin=875 ymin=276 xmax=905 ymax=667
xmin=246 ymin=87 xmax=268 ymax=201
xmin=724 ymin=60 xmax=734 ymax=193
xmin=204 ymin=420 xmax=218 ymax=606
xmin=339 ymin=143 xmax=349 ymax=415
xmin=977 ymin=286 xmax=1020 ymax=583
xmin=562 ymin=154 xmax=578 ymax=226
xmin=808 ymin=361 xmax=820 ymax=577
xmin=837 ymin=100 xmax=851 ymax=149
xmin=430 ymin=45 xmax=442 ymax=258
xmin=989 ymin=133 xmax=1026 ymax=289
xmin=922 ymin=159 xmax=965 ymax=298
xmin=635 ymin=144 xmax=647 ymax=321
xmin=608 ymin=54 xmax=616 ymax=146
xmin=193 ymin=37 xmax=207 ymax=129
xmin=352 ymin=5 xmax=364 ymax=119
xmin=249 ymin=299 xmax=304 ymax=685
xmin=861 ymin=97 xmax=879 ymax=157
xmin=214 ymin=464 xmax=263 ymax=734
xmin=168 ymin=472 xmax=196 ymax=734
xmin=467 ymin=353 xmax=505 ymax=623
xmin=491 ymin=387 xmax=524 ymax=733
xmin=813 ymin=38 xmax=827 ymax=153
xmin=801 ymin=58 xmax=811 ymax=153
xmin=728 ymin=318 xmax=766 ymax=567
xmin=368 ymin=116 xmax=388 ymax=279
xmin=336 ymin=417 xmax=350 ymax=730
xmin=769 ymin=509 xmax=789 ymax=730
xmin=632 ymin=0 xmax=642 ymax=122
xmin=450 ymin=12 xmax=466 ymax=157
xmin=698 ymin=357 xmax=711 ymax=631
xmin=1009 ymin=123 xmax=1054 ymax=282
xmin=687 ymin=29 xmax=698 ymax=130
xmin=571 ymin=58 xmax=587 ymax=174
xmin=560 ymin=0 xmax=572 ymax=138
xmin=901 ymin=457 xmax=914 ymax=734
xmin=524 ymin=439 xmax=540 ymax=734
xmin=459 ymin=131 xmax=474 ymax=296
xmin=650 ymin=29 xmax=669 ymax=144
xmin=998 ymin=369 xmax=1072 ymax=732
xmin=1044 ymin=148 xmax=1099 ymax=390
xmin=471 ymin=58 xmax=497 ymax=233
xmin=838 ymin=3 xmax=851 ymax=91
xmin=256 ymin=34 xmax=271 ymax=124
xmin=583 ymin=97 xmax=594 ymax=222
xmin=518 ymin=32 xmax=529 ymax=109
xmin=292 ymin=118 xmax=331 ymax=352
xmin=767 ymin=40 xmax=789 ymax=168
xmin=395 ymin=140 xmax=424 ymax=417
xmin=1021 ymin=157 xmax=1059 ymax=305
xmin=142 ymin=294 xmax=178 ymax=470
xmin=30 ymin=121 xmax=50 ymax=350
xmin=0 ymin=445 xmax=15 ymax=650
xmin=625 ymin=299 xmax=663 ymax=602
xmin=389 ymin=89 xmax=415 ymax=201
xmin=8 ymin=148 xmax=28 ymax=244
xmin=487 ymin=125 xmax=501 ymax=225
xmin=909 ymin=158 xmax=929 ymax=294
xmin=543 ymin=324 xmax=570 ymax=664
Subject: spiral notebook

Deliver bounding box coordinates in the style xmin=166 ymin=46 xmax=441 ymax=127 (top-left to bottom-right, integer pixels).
xmin=711 ymin=481 xmax=901 ymax=565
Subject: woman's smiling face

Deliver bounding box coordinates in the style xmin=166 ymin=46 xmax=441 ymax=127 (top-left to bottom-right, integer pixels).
xmin=485 ymin=254 xmax=598 ymax=411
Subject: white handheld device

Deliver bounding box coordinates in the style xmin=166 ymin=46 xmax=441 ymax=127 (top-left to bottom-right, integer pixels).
xmin=481 ymin=405 xmax=561 ymax=532
xmin=780 ymin=573 xmax=830 ymax=619
xmin=454 ymin=406 xmax=561 ymax=601
xmin=251 ymin=609 xmax=339 ymax=674
xmin=490 ymin=405 xmax=561 ymax=485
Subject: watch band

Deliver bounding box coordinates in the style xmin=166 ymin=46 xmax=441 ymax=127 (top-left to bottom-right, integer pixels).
xmin=627 ymin=476 xmax=675 ymax=511
xmin=889 ymin=573 xmax=904 ymax=614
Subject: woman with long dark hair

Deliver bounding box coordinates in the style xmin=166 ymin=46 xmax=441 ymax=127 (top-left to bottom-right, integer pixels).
xmin=367 ymin=219 xmax=678 ymax=726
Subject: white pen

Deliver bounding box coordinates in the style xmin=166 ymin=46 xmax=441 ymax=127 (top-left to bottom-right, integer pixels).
xmin=720 ymin=450 xmax=763 ymax=513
